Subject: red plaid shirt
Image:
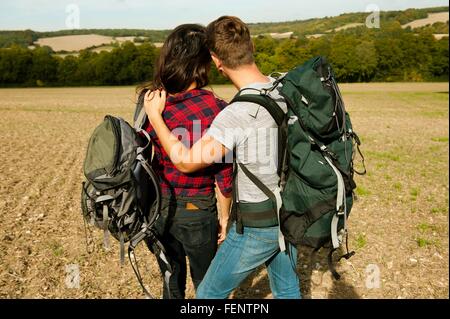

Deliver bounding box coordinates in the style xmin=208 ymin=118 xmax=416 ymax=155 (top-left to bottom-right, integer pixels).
xmin=144 ymin=89 xmax=233 ymax=198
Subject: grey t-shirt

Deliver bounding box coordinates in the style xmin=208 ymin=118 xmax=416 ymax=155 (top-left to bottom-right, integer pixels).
xmin=207 ymin=76 xmax=287 ymax=202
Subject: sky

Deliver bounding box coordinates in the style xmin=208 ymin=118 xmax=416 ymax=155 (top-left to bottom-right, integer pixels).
xmin=0 ymin=0 xmax=448 ymax=31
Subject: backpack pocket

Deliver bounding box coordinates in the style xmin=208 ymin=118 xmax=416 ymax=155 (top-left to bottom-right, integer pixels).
xmin=296 ymin=148 xmax=337 ymax=189
xmin=280 ymin=171 xmax=337 ymax=246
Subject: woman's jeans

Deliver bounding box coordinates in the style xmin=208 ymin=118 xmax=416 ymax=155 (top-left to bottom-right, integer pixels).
xmin=153 ymin=194 xmax=218 ymax=299
xmin=196 ymin=222 xmax=301 ymax=299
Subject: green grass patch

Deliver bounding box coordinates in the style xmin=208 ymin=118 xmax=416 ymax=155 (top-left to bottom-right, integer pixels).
xmin=410 ymin=187 xmax=420 ymax=201
xmin=431 ymin=206 xmax=448 ymax=215
xmin=356 ymin=234 xmax=367 ymax=249
xmin=431 ymin=137 xmax=449 ymax=143
xmin=385 ymin=174 xmax=392 ymax=181
xmin=416 ymin=223 xmax=440 ymax=247
xmin=50 ymin=241 xmax=64 ymax=257
xmin=417 ymin=223 xmax=435 ymax=233
xmin=416 ymin=237 xmax=432 ymax=248
xmin=416 ymin=237 xmax=440 ymax=248
xmin=393 ymin=182 xmax=402 ymax=191
xmin=356 ymin=186 xmax=371 ymax=196
xmin=375 ymin=163 xmax=387 ymax=170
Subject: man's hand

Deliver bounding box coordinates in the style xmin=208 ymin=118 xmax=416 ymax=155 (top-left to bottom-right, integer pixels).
xmin=144 ymin=89 xmax=167 ymax=123
xmin=215 ymin=183 xmax=231 ymax=245
xmin=218 ymin=216 xmax=229 ymax=245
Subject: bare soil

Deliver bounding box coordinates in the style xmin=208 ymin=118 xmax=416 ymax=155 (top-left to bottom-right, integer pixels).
xmin=402 ymin=12 xmax=449 ymax=29
xmin=0 ymin=83 xmax=448 ymax=299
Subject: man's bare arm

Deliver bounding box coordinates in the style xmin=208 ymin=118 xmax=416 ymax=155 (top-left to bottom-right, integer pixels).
xmin=144 ymin=89 xmax=230 ymax=173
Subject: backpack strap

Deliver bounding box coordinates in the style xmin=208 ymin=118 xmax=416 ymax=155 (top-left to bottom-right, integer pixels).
xmin=237 ymin=162 xmax=286 ymax=252
xmin=133 ymin=92 xmax=154 ymax=156
xmin=229 ymin=92 xmax=288 ymax=252
xmin=95 ymin=194 xmax=115 ymax=250
xmin=135 ymin=107 xmax=147 ymax=130
xmin=231 ymin=93 xmax=285 ymax=126
xmin=133 ymin=91 xmax=152 ymax=145
xmin=127 ymin=154 xmax=167 ymax=298
xmin=136 ymin=154 xmax=162 ymax=226
xmin=238 ymin=163 xmax=276 ymax=205
xmin=133 ymin=91 xmax=148 ymax=130
xmin=231 ymin=149 xmax=244 ymax=234
xmin=128 ymin=228 xmax=173 ymax=299
xmin=230 ymin=93 xmax=288 ymax=177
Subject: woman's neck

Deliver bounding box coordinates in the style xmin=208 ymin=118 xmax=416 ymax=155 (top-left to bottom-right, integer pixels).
xmin=169 ymin=82 xmax=197 ymax=97
xmin=186 ymin=82 xmax=197 ymax=92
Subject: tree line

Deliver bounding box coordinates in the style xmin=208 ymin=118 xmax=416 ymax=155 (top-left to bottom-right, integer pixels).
xmin=254 ymin=21 xmax=448 ymax=82
xmin=0 ymin=22 xmax=448 ymax=87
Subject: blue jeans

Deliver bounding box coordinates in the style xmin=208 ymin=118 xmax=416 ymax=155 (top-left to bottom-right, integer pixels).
xmin=196 ymin=223 xmax=301 ymax=299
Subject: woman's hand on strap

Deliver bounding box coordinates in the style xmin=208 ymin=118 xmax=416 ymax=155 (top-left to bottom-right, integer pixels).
xmin=144 ymin=89 xmax=167 ymax=123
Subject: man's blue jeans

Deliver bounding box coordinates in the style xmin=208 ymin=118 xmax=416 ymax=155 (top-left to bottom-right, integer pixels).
xmin=196 ymin=223 xmax=301 ymax=299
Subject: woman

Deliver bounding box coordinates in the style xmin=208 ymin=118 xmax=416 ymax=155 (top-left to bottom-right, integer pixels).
xmin=138 ymin=24 xmax=232 ymax=299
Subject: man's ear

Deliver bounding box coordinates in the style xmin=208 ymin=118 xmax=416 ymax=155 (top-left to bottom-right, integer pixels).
xmin=211 ymin=54 xmax=222 ymax=70
xmin=211 ymin=53 xmax=229 ymax=78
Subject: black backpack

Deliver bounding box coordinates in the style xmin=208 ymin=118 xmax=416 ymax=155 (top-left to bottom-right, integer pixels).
xmin=81 ymin=103 xmax=172 ymax=297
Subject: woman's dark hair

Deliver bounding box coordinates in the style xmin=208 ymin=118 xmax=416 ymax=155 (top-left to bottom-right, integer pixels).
xmin=137 ymin=24 xmax=211 ymax=96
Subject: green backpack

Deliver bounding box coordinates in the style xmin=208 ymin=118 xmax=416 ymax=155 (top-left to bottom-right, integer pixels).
xmin=81 ymin=107 xmax=172 ymax=297
xmin=231 ymin=56 xmax=366 ymax=279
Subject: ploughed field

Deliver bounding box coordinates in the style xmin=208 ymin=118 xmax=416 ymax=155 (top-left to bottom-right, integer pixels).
xmin=0 ymin=83 xmax=448 ymax=298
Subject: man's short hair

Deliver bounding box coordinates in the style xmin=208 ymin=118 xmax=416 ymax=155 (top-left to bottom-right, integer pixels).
xmin=206 ymin=16 xmax=255 ymax=69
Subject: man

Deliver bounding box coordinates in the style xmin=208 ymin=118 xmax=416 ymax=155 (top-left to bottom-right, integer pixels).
xmin=144 ymin=16 xmax=300 ymax=299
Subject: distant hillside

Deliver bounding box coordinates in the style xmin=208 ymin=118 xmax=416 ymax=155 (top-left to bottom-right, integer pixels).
xmin=0 ymin=29 xmax=170 ymax=50
xmin=247 ymin=6 xmax=448 ymax=36
xmin=402 ymin=11 xmax=449 ymax=29
xmin=0 ymin=6 xmax=448 ymax=50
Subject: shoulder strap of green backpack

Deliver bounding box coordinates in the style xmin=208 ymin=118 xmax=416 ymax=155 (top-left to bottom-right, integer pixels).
xmin=231 ymin=93 xmax=285 ymax=126
xmin=229 ymin=92 xmax=287 ymax=250
xmin=230 ymin=92 xmax=288 ymax=178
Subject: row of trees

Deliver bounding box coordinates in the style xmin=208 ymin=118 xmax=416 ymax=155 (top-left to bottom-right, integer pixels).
xmin=0 ymin=22 xmax=448 ymax=87
xmin=254 ymin=22 xmax=449 ymax=82
xmin=0 ymin=30 xmax=38 ymax=48
xmin=0 ymin=42 xmax=158 ymax=86
xmin=0 ymin=40 xmax=229 ymax=86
